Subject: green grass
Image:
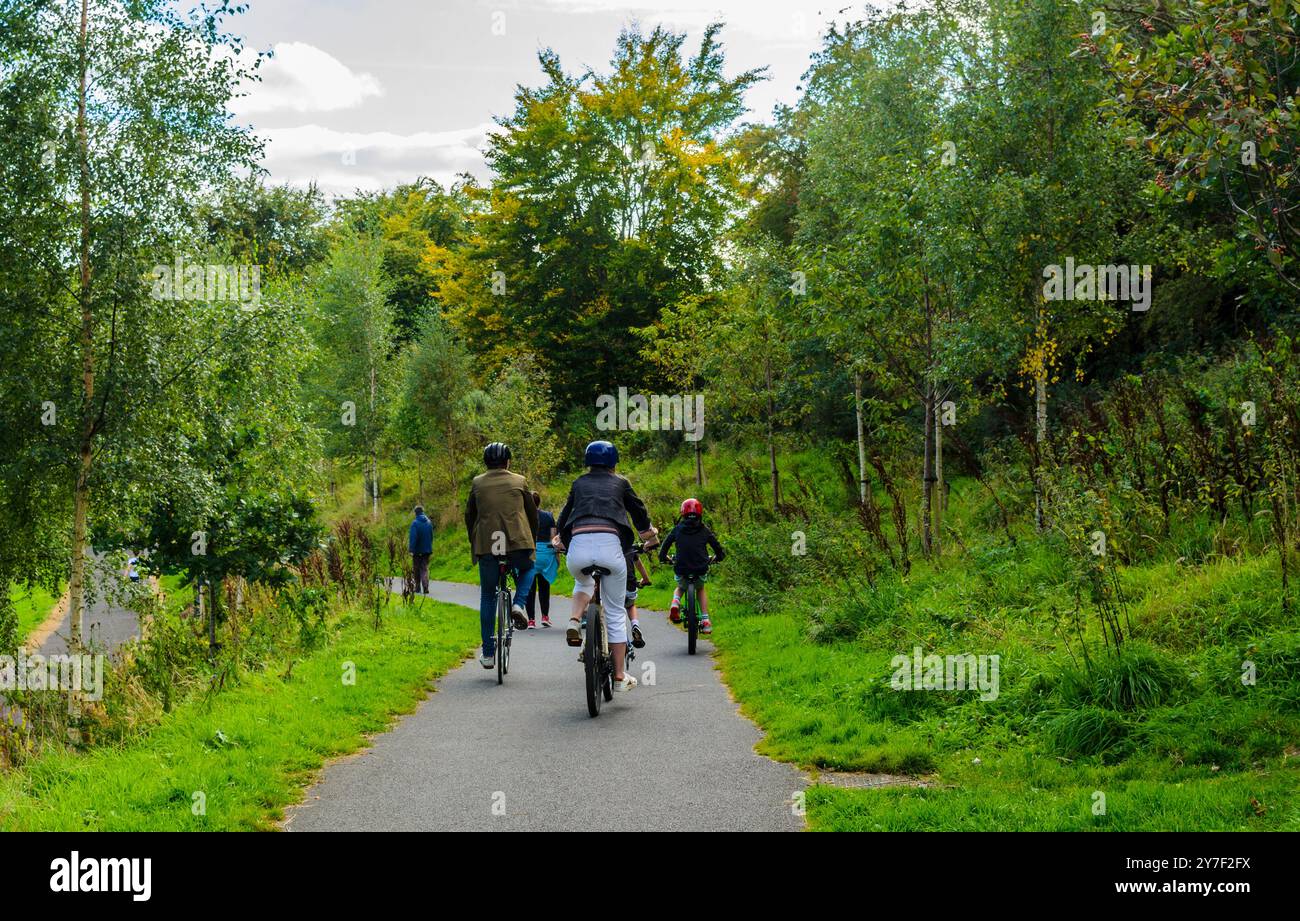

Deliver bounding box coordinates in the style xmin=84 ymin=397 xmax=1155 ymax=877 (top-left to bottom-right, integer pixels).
xmin=323 ymin=447 xmax=1300 ymax=831
xmin=0 ymin=595 xmax=478 ymax=830
xmin=9 ymin=581 xmax=63 ymax=644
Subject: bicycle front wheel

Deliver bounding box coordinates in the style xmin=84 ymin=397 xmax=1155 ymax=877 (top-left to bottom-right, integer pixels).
xmin=686 ymin=582 xmax=698 ymax=655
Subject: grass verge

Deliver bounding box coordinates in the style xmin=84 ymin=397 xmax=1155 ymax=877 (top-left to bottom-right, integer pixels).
xmin=0 ymin=595 xmax=477 ymax=830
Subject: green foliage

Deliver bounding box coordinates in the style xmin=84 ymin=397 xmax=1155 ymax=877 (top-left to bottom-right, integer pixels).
xmin=432 ymin=22 xmax=763 ymax=405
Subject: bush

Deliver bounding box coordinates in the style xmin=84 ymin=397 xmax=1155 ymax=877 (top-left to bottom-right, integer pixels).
xmin=1042 ymin=705 xmax=1131 ymax=759
xmin=1057 ymin=643 xmax=1186 ymax=712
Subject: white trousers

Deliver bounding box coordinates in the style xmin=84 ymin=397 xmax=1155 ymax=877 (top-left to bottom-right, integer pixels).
xmin=567 ymin=532 xmax=629 ymax=644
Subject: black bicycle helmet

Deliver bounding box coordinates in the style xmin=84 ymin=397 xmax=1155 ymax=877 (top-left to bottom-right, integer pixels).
xmin=483 ymin=442 xmax=512 ymax=468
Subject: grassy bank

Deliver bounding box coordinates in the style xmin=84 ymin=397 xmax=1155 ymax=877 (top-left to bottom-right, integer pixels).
xmin=327 ymin=444 xmax=1300 ymax=832
xmin=10 ymin=582 xmax=63 ymax=645
xmin=0 ymin=595 xmax=477 ymax=830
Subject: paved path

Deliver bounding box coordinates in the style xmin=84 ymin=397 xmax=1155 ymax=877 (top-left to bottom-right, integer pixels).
xmin=35 ymin=567 xmax=142 ymax=658
xmin=285 ymin=580 xmax=806 ymax=831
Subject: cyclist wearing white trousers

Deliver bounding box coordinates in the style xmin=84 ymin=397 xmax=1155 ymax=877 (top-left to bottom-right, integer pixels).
xmin=552 ymin=440 xmax=657 ymax=692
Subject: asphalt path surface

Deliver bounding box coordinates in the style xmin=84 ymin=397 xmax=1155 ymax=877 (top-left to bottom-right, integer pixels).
xmin=285 ymin=579 xmax=806 ymax=831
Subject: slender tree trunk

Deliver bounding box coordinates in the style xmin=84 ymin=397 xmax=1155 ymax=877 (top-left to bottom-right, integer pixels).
xmin=208 ymin=573 xmax=221 ymax=662
xmin=369 ymin=365 xmax=379 ymax=522
xmin=921 ymin=385 xmax=935 ymax=558
xmin=934 ymin=399 xmax=944 ymax=555
xmin=694 ymin=439 xmax=704 ymax=487
xmin=764 ymin=356 xmax=780 ymax=510
xmin=1034 ymin=373 xmax=1048 ymax=532
xmin=855 ymin=372 xmax=867 ymax=504
xmin=68 ymin=0 xmax=93 ymax=651
xmin=447 ymin=422 xmax=459 ymax=501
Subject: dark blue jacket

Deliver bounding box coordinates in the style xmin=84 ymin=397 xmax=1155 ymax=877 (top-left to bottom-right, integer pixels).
xmin=408 ymin=513 xmax=434 ymax=555
xmin=556 ymin=469 xmax=652 ymax=553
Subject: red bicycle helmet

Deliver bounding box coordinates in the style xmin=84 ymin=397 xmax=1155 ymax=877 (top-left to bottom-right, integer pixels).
xmin=680 ymin=498 xmax=703 ymax=517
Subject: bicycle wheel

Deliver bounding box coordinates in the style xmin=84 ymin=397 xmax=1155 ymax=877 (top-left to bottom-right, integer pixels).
xmin=686 ymin=582 xmax=698 ymax=656
xmin=601 ymin=606 xmax=614 ymax=702
xmin=502 ymin=591 xmax=511 ymax=676
xmin=496 ymin=588 xmax=508 ymax=685
xmin=584 ymin=602 xmax=602 ymax=717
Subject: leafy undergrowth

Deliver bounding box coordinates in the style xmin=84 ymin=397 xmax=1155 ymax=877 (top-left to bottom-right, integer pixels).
xmin=0 ymin=597 xmax=477 ymax=830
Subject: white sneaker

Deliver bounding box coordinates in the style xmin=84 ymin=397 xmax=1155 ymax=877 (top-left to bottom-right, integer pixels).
xmin=479 ymin=654 xmax=495 ymax=669
xmin=510 ymin=603 xmax=529 ymax=629
xmin=614 ymin=675 xmax=637 ymax=692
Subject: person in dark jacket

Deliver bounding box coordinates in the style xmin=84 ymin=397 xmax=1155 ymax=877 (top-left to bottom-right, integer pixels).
xmin=552 ymin=440 xmax=657 ymax=691
xmin=408 ymin=506 xmax=434 ymax=595
xmin=526 ymin=491 xmax=558 ymax=628
xmin=658 ymin=497 xmax=725 ymax=634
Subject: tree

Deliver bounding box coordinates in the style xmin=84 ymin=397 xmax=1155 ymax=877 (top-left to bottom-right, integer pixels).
xmin=943 ymin=0 xmax=1148 ymax=529
xmin=433 ymin=24 xmax=765 ymax=407
xmin=309 ymin=232 xmax=397 ymax=520
xmin=137 ymin=280 xmax=323 ymax=641
xmin=711 ymin=236 xmax=804 ymax=511
xmin=1099 ymin=0 xmax=1300 ymax=287
xmin=201 ymin=178 xmax=330 ymax=280
xmin=391 ymin=311 xmax=477 ymax=502
xmin=336 ymin=178 xmax=471 ymax=342
xmin=473 ymin=354 xmax=563 ymax=486
xmin=0 ymin=0 xmax=260 ymax=647
xmin=797 ymin=4 xmax=968 ymax=554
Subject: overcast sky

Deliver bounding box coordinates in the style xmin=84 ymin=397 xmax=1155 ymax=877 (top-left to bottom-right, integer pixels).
xmin=222 ymin=0 xmax=857 ymax=197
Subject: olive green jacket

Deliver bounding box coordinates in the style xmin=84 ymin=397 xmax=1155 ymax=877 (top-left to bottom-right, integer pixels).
xmin=464 ymin=468 xmax=539 ymax=558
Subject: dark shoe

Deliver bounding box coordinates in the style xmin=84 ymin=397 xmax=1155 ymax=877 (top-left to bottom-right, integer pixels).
xmin=631 ymin=622 xmax=645 ymax=649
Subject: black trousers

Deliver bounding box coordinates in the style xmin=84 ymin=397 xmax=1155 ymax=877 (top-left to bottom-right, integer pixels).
xmin=526 ymin=575 xmax=551 ymax=618
xmin=411 ymin=553 xmax=431 ymax=594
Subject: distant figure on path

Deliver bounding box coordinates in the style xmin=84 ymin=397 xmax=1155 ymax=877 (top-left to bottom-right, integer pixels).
xmin=409 ymin=505 xmax=434 ymax=595
xmin=527 ymin=490 xmax=558 ymax=628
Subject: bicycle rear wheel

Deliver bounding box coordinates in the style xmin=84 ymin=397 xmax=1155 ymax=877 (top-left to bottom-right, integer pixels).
xmin=585 ymin=603 xmax=602 ymax=717
xmin=496 ymin=589 xmax=508 ymax=685
xmin=686 ymin=582 xmax=698 ymax=655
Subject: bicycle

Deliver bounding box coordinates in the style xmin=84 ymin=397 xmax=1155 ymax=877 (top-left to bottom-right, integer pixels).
xmin=492 ymin=555 xmax=515 ymax=685
xmin=577 ymin=542 xmax=652 ymax=717
xmin=669 ymin=555 xmax=717 ymax=655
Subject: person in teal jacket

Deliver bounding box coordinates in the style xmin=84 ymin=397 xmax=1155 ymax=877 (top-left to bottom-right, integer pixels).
xmin=526 ymin=491 xmax=558 ymax=627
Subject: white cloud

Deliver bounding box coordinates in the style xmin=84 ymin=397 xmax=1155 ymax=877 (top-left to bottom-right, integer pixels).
xmin=259 ymin=123 xmax=496 ymax=196
xmin=232 ymin=42 xmax=383 ymax=115
xmin=535 ymin=0 xmax=854 ymax=43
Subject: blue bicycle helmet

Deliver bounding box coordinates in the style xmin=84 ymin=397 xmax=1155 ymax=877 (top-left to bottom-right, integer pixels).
xmin=584 ymin=440 xmax=618 ymax=468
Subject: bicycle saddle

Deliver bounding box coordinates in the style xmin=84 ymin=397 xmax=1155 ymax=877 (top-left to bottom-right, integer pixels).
xmin=581 ymin=565 xmax=613 ymax=576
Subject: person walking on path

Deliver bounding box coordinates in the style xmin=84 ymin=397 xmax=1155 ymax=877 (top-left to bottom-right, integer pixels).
xmin=526 ymin=490 xmax=558 ymax=628
xmin=408 ymin=505 xmax=434 ymax=595
xmin=464 ymin=442 xmax=537 ymax=669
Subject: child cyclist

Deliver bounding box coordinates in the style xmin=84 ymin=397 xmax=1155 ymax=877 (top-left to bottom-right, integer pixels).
xmin=658 ymin=498 xmax=726 ymax=634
